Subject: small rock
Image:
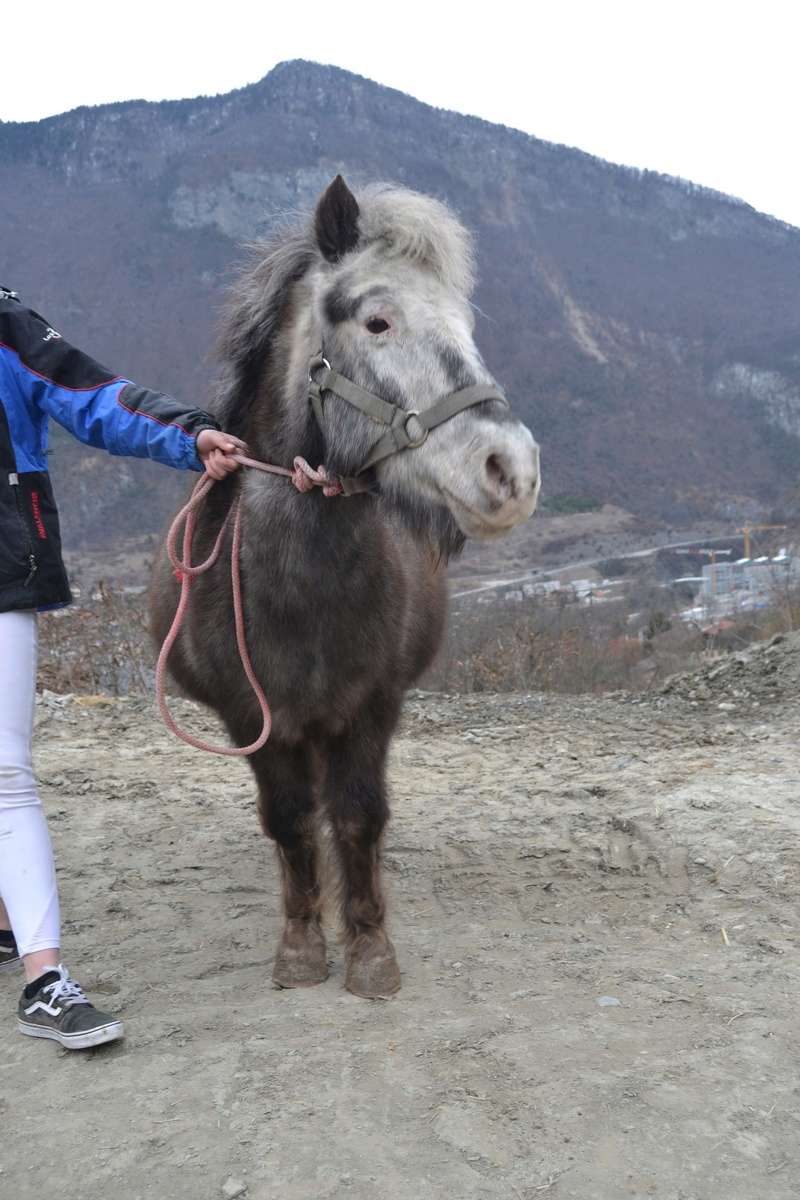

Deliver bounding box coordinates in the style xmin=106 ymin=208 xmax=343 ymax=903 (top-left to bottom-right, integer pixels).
xmin=717 ymin=702 xmax=737 ymax=711
xmin=222 ymin=1179 xmax=247 ymax=1200
xmin=597 ymin=996 xmax=622 ymax=1007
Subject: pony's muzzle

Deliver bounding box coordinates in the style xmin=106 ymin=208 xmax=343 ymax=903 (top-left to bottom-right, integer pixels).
xmin=441 ymin=431 xmax=540 ymax=539
xmin=479 ymin=438 xmax=540 ymax=524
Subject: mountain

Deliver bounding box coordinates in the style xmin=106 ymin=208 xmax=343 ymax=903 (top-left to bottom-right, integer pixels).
xmin=2 ymin=59 xmax=800 ymax=549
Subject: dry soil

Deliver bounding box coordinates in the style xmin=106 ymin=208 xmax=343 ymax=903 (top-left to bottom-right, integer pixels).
xmin=3 ymin=650 xmax=800 ymax=1200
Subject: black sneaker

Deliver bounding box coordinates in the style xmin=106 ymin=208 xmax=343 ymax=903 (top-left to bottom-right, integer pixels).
xmin=0 ymin=933 xmax=21 ymax=974
xmin=17 ymin=964 xmax=124 ymax=1050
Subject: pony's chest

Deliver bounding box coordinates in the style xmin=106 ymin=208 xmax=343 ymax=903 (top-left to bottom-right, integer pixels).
xmin=250 ymin=528 xmax=406 ymax=635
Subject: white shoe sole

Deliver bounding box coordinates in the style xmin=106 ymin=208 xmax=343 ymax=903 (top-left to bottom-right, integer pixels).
xmin=18 ymin=1018 xmax=124 ymax=1050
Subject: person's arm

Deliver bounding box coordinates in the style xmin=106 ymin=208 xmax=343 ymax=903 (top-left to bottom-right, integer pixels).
xmin=0 ymin=292 xmax=226 ymax=472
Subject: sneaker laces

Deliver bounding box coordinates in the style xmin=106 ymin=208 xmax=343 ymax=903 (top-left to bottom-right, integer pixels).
xmin=42 ymin=964 xmax=90 ymax=1008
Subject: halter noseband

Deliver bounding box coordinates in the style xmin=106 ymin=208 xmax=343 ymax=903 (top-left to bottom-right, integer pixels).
xmin=308 ymin=352 xmax=508 ymax=494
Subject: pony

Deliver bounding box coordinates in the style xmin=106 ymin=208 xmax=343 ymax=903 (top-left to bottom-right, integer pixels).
xmin=150 ymin=177 xmax=540 ymax=997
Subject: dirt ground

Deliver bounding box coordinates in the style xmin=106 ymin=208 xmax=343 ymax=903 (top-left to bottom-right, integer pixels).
xmin=3 ymin=650 xmax=800 ymax=1199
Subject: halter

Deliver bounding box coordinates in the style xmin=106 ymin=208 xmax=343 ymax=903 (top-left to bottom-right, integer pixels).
xmin=308 ymin=351 xmax=508 ymax=495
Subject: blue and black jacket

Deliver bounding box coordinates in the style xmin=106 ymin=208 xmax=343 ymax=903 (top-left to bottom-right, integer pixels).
xmin=0 ymin=286 xmax=219 ymax=613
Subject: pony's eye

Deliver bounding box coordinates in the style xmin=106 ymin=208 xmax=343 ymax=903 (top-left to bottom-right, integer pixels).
xmin=366 ymin=317 xmax=390 ymax=335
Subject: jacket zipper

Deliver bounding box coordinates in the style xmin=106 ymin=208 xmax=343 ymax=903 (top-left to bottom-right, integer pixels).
xmin=8 ymin=473 xmax=38 ymax=586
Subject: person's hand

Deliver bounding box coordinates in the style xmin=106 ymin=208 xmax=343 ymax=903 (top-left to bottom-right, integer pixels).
xmin=196 ymin=429 xmax=247 ymax=480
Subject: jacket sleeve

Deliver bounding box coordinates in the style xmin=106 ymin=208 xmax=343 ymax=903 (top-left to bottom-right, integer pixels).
xmin=0 ymin=294 xmax=220 ymax=471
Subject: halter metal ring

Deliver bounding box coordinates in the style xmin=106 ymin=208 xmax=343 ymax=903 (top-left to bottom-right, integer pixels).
xmin=404 ymin=410 xmax=428 ymax=449
xmin=308 ymin=355 xmax=332 ymax=383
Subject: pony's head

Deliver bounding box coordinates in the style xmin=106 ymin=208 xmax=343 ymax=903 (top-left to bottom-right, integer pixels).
xmin=308 ymin=177 xmax=540 ymax=539
xmin=218 ymin=176 xmax=540 ymax=541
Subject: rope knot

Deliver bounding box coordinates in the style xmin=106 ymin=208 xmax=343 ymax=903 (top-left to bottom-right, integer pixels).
xmin=291 ymin=457 xmax=344 ymax=497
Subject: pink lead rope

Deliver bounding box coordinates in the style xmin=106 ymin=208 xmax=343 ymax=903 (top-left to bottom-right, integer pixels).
xmin=155 ymin=454 xmax=342 ymax=756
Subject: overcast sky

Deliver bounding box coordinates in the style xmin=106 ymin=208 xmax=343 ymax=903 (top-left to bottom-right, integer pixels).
xmin=5 ymin=1 xmax=799 ymax=227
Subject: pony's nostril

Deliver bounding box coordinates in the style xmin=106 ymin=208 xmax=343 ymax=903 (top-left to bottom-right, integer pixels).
xmin=485 ymin=453 xmax=512 ymax=499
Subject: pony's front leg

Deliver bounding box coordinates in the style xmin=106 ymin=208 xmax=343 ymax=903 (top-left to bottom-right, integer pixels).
xmin=324 ymin=710 xmax=401 ymax=999
xmin=250 ymin=742 xmax=328 ymax=988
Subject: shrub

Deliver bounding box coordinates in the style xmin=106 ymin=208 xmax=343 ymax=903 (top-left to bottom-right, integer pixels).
xmin=541 ymin=494 xmax=603 ymax=515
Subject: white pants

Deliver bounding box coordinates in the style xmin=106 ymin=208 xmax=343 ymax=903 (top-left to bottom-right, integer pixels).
xmin=0 ymin=610 xmax=60 ymax=956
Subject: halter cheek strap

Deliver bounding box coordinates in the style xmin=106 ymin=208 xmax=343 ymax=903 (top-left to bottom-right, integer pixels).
xmin=308 ymin=352 xmax=509 ymax=487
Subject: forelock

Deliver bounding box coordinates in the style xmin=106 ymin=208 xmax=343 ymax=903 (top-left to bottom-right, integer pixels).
xmin=354 ymin=185 xmax=475 ymax=297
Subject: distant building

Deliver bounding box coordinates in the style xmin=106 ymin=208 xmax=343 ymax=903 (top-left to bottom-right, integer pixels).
xmin=700 ymin=555 xmax=799 ymax=605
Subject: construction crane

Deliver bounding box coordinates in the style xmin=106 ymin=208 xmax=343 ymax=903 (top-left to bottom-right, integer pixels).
xmin=696 ymin=548 xmax=731 ymax=596
xmin=664 ymin=546 xmax=732 ymax=595
xmin=662 ymin=546 xmax=731 ymax=594
xmin=736 ymin=524 xmax=787 ymax=559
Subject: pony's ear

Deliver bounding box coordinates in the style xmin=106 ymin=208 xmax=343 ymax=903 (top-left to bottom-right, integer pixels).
xmin=315 ymin=176 xmax=360 ymax=263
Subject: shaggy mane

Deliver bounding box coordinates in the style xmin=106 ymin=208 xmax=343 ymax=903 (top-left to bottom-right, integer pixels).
xmin=210 ymin=227 xmax=316 ymax=432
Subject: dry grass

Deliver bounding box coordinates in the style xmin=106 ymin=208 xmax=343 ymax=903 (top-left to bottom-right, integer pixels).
xmin=37 ymin=583 xmax=152 ymax=695
xmin=36 ymin=579 xmax=800 ymax=699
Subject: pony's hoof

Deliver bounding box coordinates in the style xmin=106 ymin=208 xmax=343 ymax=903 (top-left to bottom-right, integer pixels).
xmin=272 ymin=922 xmax=329 ymax=989
xmin=345 ymin=937 xmax=401 ymax=999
